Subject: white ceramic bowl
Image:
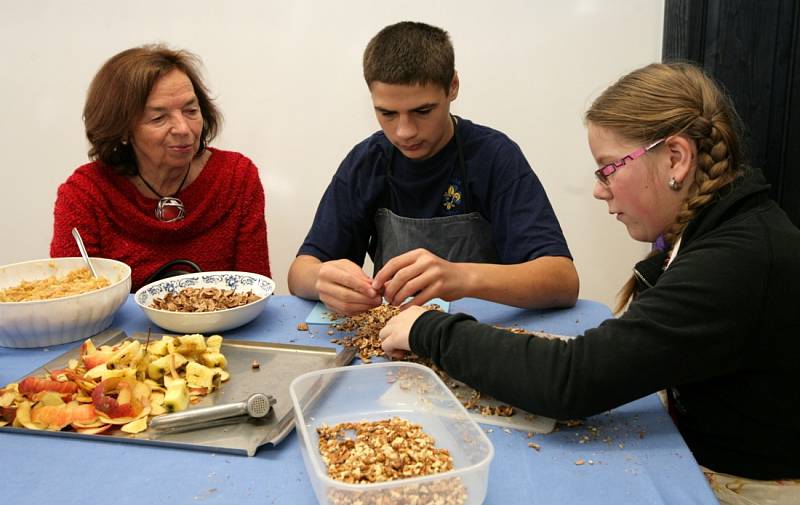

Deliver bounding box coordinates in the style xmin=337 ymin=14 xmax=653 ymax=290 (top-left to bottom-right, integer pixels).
xmin=134 ymin=271 xmax=275 ymax=334
xmin=0 ymin=257 xmax=132 ymax=348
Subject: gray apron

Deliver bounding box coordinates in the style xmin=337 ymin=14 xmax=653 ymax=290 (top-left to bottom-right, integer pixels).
xmin=372 ymin=116 xmax=499 ymax=273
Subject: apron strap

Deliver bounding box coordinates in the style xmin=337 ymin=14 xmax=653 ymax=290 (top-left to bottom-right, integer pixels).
xmin=452 ymin=115 xmax=470 ymax=211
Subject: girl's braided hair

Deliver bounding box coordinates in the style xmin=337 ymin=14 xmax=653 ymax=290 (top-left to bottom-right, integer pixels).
xmin=586 ymin=62 xmax=745 ymax=314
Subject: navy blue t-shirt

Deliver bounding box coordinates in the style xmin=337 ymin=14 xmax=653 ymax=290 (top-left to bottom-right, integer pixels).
xmin=298 ymin=117 xmax=571 ymax=267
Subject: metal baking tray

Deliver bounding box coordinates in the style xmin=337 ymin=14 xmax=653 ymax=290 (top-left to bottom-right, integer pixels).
xmin=0 ymin=328 xmax=356 ymax=456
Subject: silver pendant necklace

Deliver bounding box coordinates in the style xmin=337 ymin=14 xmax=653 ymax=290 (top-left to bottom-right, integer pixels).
xmin=138 ymin=165 xmax=191 ymax=222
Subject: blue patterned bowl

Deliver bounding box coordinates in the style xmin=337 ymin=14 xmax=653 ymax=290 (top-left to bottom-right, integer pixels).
xmin=134 ymin=271 xmax=275 ymax=334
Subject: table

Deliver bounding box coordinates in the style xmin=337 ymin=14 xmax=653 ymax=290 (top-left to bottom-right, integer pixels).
xmin=0 ymin=296 xmax=718 ymax=504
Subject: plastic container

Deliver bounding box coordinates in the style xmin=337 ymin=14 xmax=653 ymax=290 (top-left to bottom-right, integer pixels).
xmin=290 ymin=362 xmax=494 ymax=505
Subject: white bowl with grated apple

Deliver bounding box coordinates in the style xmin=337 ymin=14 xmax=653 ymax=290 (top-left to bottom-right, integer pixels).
xmin=0 ymin=257 xmax=131 ymax=348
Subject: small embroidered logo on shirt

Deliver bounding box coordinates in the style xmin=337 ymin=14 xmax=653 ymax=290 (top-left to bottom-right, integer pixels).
xmin=442 ymin=184 xmax=462 ymax=212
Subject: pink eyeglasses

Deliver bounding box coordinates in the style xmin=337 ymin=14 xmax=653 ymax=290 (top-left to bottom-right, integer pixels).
xmin=594 ymin=138 xmax=665 ymax=185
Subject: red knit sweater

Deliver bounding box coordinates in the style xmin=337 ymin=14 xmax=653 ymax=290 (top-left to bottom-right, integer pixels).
xmin=50 ymin=148 xmax=271 ymax=291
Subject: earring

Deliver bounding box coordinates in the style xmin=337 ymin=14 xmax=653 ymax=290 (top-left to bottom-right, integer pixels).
xmin=121 ymin=138 xmax=128 ymax=145
xmin=669 ymin=177 xmax=683 ymax=191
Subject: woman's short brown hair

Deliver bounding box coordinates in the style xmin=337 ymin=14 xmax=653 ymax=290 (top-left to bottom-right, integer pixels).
xmin=83 ymin=44 xmax=221 ymax=175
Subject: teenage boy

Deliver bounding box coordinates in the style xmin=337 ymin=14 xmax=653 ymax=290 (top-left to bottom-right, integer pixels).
xmin=289 ymin=21 xmax=578 ymax=315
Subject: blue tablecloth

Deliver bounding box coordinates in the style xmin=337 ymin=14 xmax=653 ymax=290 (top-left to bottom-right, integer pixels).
xmin=0 ymin=296 xmax=718 ymax=504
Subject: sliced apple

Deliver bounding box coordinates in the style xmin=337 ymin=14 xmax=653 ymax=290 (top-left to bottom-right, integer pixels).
xmin=146 ymin=355 xmax=169 ymax=380
xmin=165 ymin=335 xmax=178 ymax=354
xmin=163 ymin=378 xmax=189 ymax=413
xmin=84 ymin=363 xmax=108 ymax=380
xmin=200 ymin=351 xmax=227 ymax=368
xmin=149 ymin=391 xmax=167 ymax=416
xmin=1 ymin=333 xmax=230 ymax=436
xmin=74 ymin=424 xmax=112 ymax=435
xmin=91 ymin=378 xmax=134 ymax=418
xmin=106 ymin=341 xmax=141 ymax=370
xmin=31 ymin=404 xmax=74 ymax=431
xmin=96 ymin=404 xmax=150 ymax=425
xmin=0 ymin=389 xmax=17 ymax=408
xmin=206 ymin=335 xmax=223 ymax=352
xmin=81 ymin=345 xmax=115 ymax=370
xmin=75 ymin=392 xmax=93 ymax=403
xmin=212 ymin=368 xmax=230 ymax=383
xmin=1 ymin=406 xmax=16 ymax=424
xmin=175 ymin=334 xmax=207 ymax=356
xmin=71 ymin=417 xmax=105 ymax=429
xmin=85 ymin=364 xmax=136 ymax=382
xmin=144 ymin=379 xmax=164 ymax=392
xmin=185 ymin=362 xmax=220 ymax=389
xmin=80 ymin=339 xmax=97 ymax=356
xmin=18 ymin=376 xmax=78 ymax=398
xmin=15 ymin=401 xmax=45 ymax=430
xmin=146 ymin=339 xmax=169 ymax=356
xmin=38 ymin=391 xmax=65 ymax=407
xmin=117 ymin=386 xmax=132 ymax=406
xmin=121 ymin=417 xmax=148 ymax=434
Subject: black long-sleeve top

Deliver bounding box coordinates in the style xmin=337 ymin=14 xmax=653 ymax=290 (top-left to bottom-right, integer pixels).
xmin=410 ymin=170 xmax=800 ymax=480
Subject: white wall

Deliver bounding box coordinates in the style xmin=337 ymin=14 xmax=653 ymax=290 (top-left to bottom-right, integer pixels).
xmin=0 ymin=0 xmax=659 ymax=309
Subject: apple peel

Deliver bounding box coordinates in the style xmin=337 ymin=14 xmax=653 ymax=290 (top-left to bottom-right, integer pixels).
xmin=1 ymin=333 xmax=229 ymax=436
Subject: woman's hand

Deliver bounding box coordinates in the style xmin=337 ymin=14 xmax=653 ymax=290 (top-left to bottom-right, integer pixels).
xmin=379 ymin=305 xmax=428 ymax=359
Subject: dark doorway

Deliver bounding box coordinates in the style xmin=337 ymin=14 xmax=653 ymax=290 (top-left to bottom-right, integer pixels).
xmin=663 ymin=0 xmax=800 ymax=226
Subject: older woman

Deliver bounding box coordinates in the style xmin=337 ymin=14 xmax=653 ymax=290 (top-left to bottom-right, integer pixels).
xmin=380 ymin=62 xmax=800 ymax=504
xmin=50 ymin=45 xmax=270 ymax=291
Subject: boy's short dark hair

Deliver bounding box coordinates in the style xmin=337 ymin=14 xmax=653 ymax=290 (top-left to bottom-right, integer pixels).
xmin=363 ymin=21 xmax=455 ymax=94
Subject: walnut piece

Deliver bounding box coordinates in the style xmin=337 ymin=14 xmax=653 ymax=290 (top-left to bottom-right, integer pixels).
xmin=317 ymin=417 xmax=454 ymax=484
xmin=330 ymin=304 xmax=519 ymax=418
xmin=150 ymin=287 xmax=260 ymax=312
xmin=318 ymin=416 xmax=468 ymax=504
